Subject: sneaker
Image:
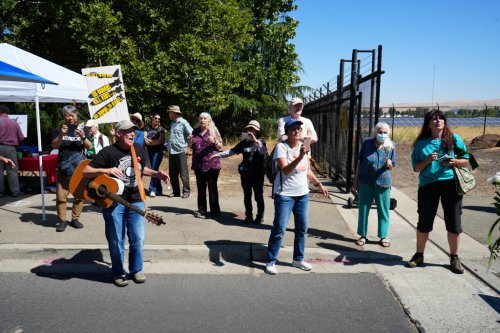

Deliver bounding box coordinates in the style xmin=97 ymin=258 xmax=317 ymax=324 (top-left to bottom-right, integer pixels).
xmin=253 ymin=215 xmax=264 ymax=224
xmin=265 ymin=262 xmax=277 ymax=275
xmin=70 ymin=219 xmax=83 ymax=229
xmin=150 ymin=192 xmax=156 ymax=198
xmin=407 ymin=253 xmax=424 ymax=268
xmin=450 ymin=256 xmax=465 ymax=274
xmin=194 ymin=211 xmax=206 ymax=218
xmin=181 ymin=193 xmax=190 ymax=199
xmin=56 ymin=221 xmax=67 ymax=232
xmin=130 ymin=272 xmax=146 ymax=283
xmin=292 ymin=260 xmax=312 ymax=271
xmin=12 ymin=191 xmax=25 ymax=197
xmin=113 ymin=276 xmax=128 ymax=287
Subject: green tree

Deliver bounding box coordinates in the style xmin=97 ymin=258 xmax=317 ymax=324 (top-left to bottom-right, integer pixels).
xmin=1 ymin=0 xmax=301 ymax=141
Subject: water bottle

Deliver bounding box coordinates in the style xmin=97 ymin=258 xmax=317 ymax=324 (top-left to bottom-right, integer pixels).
xmin=77 ymin=122 xmax=85 ymax=130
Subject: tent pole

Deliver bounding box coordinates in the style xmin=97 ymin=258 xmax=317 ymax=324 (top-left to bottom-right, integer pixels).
xmin=35 ymin=95 xmax=46 ymax=221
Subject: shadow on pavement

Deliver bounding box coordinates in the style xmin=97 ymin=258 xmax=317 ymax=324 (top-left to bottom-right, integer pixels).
xmin=462 ymin=205 xmax=497 ymax=214
xmin=30 ymin=249 xmax=110 ymax=284
xmin=204 ymin=240 xmax=255 ymax=268
xmin=478 ymin=294 xmax=500 ymax=315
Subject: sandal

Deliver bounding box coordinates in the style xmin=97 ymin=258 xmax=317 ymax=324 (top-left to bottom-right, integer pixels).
xmin=355 ymin=236 xmax=367 ymax=246
xmin=379 ymin=238 xmax=391 ymax=247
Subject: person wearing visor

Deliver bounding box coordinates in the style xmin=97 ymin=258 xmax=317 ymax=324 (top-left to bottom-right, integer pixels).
xmin=265 ymin=118 xmax=328 ymax=275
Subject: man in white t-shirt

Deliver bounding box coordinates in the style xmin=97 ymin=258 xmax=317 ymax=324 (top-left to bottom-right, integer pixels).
xmin=277 ymin=97 xmax=318 ymax=143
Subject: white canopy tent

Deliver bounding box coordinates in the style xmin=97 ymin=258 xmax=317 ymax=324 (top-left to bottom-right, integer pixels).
xmin=0 ymin=43 xmax=89 ymax=221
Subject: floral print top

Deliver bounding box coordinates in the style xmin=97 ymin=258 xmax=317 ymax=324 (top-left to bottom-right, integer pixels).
xmin=191 ymin=127 xmax=221 ymax=172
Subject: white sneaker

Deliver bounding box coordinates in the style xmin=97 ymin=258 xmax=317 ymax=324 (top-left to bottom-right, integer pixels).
xmin=265 ymin=262 xmax=277 ymax=275
xmin=292 ymin=260 xmax=312 ymax=271
xmin=150 ymin=192 xmax=156 ymax=198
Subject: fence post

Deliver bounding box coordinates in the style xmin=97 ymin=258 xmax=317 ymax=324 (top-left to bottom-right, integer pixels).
xmin=374 ymin=45 xmax=383 ymax=125
xmin=483 ymin=103 xmax=488 ymax=135
xmin=346 ymin=50 xmax=358 ymax=193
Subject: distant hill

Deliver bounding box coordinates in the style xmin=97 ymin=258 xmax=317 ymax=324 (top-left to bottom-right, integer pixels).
xmin=381 ymin=99 xmax=500 ymax=111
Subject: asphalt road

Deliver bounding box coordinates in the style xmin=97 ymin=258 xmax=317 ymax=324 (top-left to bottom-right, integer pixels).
xmin=0 ymin=272 xmax=417 ymax=333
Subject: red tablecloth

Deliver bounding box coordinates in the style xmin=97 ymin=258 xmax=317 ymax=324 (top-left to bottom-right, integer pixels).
xmin=18 ymin=155 xmax=58 ymax=185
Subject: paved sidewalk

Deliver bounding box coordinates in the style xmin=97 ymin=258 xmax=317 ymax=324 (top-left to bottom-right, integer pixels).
xmin=0 ymin=181 xmax=499 ymax=331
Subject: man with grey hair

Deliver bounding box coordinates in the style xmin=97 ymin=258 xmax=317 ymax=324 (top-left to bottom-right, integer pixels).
xmin=277 ymin=97 xmax=318 ymax=143
xmin=84 ymin=119 xmax=110 ymax=159
xmin=52 ymin=105 xmax=92 ymax=232
xmin=0 ymin=105 xmax=24 ymax=197
xmin=82 ymin=119 xmax=169 ymax=287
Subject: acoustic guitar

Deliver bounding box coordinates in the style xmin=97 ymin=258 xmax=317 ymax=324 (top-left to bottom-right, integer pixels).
xmin=69 ymin=160 xmax=165 ymax=225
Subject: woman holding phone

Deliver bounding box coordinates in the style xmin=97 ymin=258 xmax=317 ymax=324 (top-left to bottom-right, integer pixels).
xmin=211 ymin=120 xmax=267 ymax=224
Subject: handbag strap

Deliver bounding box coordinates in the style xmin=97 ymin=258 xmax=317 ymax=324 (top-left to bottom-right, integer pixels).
xmin=453 ymin=137 xmax=478 ymax=170
xmin=130 ymin=145 xmax=147 ymax=203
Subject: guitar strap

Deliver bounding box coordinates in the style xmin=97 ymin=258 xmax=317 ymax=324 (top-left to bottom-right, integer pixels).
xmin=130 ymin=145 xmax=147 ymax=203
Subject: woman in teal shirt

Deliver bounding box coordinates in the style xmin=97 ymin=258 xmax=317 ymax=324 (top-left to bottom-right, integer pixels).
xmin=408 ymin=110 xmax=470 ymax=274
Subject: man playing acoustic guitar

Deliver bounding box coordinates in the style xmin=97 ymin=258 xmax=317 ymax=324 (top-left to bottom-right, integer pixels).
xmin=82 ymin=119 xmax=169 ymax=287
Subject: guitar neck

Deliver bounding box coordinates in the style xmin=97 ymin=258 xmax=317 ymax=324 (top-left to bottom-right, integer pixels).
xmin=106 ymin=191 xmax=146 ymax=217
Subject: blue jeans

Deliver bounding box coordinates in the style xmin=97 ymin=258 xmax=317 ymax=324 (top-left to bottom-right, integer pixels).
xmin=103 ymin=202 xmax=146 ymax=278
xmin=267 ymin=193 xmax=309 ymax=263
xmin=148 ymin=148 xmax=163 ymax=194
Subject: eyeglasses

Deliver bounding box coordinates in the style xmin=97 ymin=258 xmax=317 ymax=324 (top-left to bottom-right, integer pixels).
xmin=288 ymin=127 xmax=302 ymax=133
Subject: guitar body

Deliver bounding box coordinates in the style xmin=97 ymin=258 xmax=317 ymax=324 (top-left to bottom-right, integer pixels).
xmin=70 ymin=160 xmax=121 ymax=208
xmin=69 ymin=160 xmax=165 ymax=225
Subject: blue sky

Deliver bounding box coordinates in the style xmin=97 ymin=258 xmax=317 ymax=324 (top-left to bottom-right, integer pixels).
xmin=292 ymin=0 xmax=500 ymax=106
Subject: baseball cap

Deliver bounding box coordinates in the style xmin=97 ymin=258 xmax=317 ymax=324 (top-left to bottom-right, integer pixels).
xmin=284 ymin=118 xmax=303 ymax=132
xmin=115 ymin=119 xmax=137 ymax=131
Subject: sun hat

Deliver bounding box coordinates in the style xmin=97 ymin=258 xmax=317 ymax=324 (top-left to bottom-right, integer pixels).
xmin=284 ymin=118 xmax=303 ymax=132
xmin=130 ymin=112 xmax=145 ymax=129
xmin=115 ymin=119 xmax=138 ymax=132
xmin=245 ymin=120 xmax=261 ymax=132
xmin=167 ymin=105 xmax=182 ymax=114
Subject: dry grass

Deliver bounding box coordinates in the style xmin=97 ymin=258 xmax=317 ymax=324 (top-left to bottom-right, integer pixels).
xmin=392 ymin=126 xmax=500 ymax=143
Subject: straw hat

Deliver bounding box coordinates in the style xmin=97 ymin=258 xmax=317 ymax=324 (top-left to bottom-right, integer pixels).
xmin=167 ymin=105 xmax=182 ymax=114
xmin=130 ymin=112 xmax=145 ymax=129
xmin=245 ymin=120 xmax=261 ymax=132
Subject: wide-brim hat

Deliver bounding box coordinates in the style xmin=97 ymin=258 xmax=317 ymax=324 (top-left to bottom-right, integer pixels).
xmin=245 ymin=120 xmax=261 ymax=132
xmin=284 ymin=118 xmax=303 ymax=132
xmin=116 ymin=119 xmax=138 ymax=132
xmin=130 ymin=112 xmax=145 ymax=129
xmin=167 ymin=105 xmax=182 ymax=114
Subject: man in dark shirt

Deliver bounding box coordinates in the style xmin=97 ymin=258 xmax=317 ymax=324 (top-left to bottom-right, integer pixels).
xmin=82 ymin=119 xmax=169 ymax=287
xmin=51 ymin=105 xmax=92 ymax=232
xmin=0 ymin=105 xmax=25 ymax=197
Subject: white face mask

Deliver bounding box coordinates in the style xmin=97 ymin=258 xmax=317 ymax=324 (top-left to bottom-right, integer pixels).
xmin=376 ymin=133 xmax=388 ymax=142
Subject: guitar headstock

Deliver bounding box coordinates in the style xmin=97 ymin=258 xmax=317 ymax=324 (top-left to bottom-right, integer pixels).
xmin=145 ymin=211 xmax=166 ymax=226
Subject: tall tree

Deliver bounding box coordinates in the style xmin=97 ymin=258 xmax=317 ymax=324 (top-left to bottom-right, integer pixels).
xmin=0 ymin=0 xmax=301 ymax=137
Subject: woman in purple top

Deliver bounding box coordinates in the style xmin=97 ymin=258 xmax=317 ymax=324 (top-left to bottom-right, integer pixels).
xmin=191 ymin=112 xmax=223 ymax=218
